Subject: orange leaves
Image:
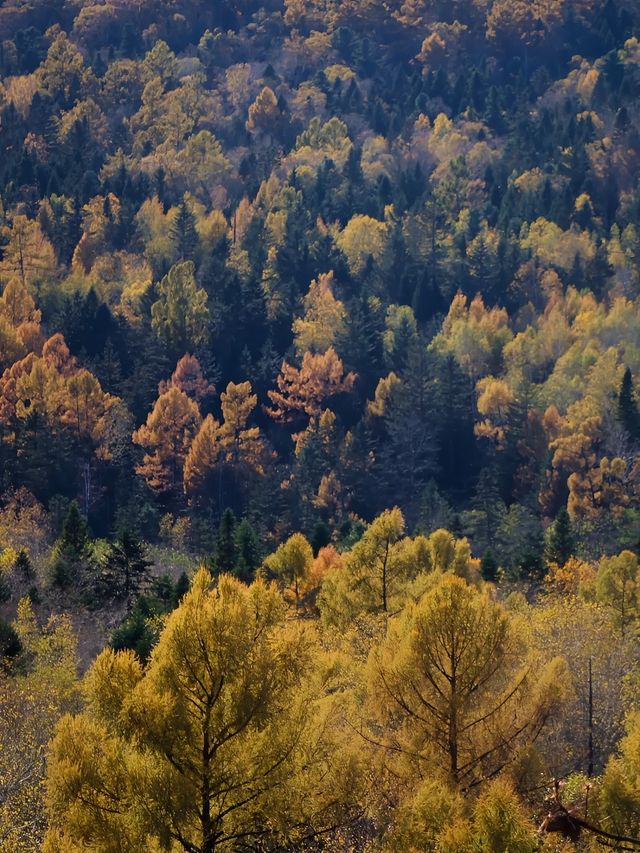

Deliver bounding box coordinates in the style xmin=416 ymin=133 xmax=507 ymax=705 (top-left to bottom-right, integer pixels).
xmin=0 ymin=334 xmax=116 ymax=456
xmin=545 ymin=556 xmax=596 ymax=596
xmin=183 ymin=381 xmax=267 ymax=499
xmin=182 ymin=413 xmax=221 ymax=498
xmin=133 ymin=387 xmax=201 ymax=494
xmin=267 ymin=348 xmax=356 ymax=422
xmin=158 ymin=353 xmax=214 ymax=402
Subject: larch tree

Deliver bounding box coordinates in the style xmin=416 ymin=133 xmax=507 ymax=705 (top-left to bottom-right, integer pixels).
xmin=0 ymin=599 xmax=79 ymax=853
xmin=158 ymin=354 xmax=215 ymax=402
xmin=319 ymin=507 xmax=409 ymax=626
xmin=292 ymin=272 xmax=347 ymax=356
xmin=0 ymin=216 xmax=57 ymax=288
xmin=183 ymin=413 xmax=222 ymax=499
xmin=44 ymin=570 xmax=359 ymax=853
xmin=596 ymin=550 xmax=640 ymax=637
xmin=133 ymin=386 xmax=202 ymax=496
xmin=267 ymin=348 xmax=356 ymax=424
xmin=183 ymin=381 xmax=266 ymax=505
xmin=151 ymin=261 xmax=209 ymax=356
xmin=367 ymin=573 xmax=567 ymax=790
xmin=263 ymin=532 xmax=314 ymax=608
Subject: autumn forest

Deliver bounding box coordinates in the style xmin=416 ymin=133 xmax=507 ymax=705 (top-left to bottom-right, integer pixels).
xmin=2 ymin=0 xmax=640 ymax=850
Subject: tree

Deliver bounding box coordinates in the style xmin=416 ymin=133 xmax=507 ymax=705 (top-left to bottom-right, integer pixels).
xmin=183 ymin=414 xmax=222 ymax=499
xmin=367 ymin=573 xmax=566 ymax=789
xmin=545 ymin=507 xmax=576 ymax=567
xmin=0 ymin=216 xmax=57 ymax=288
xmin=44 ymin=571 xmax=355 ymax=853
xmin=246 ymin=86 xmax=280 ymax=134
xmin=480 ymin=549 xmax=498 ymax=581
xmin=596 ymin=551 xmax=640 ymax=637
xmin=292 ymin=272 xmax=347 ymax=356
xmin=264 ymin=532 xmax=313 ymax=608
xmin=151 ymin=261 xmax=210 ymax=355
xmin=183 ymin=382 xmax=267 ymax=506
xmin=49 ymin=501 xmax=91 ymax=589
xmin=234 ymin=520 xmax=263 ymax=583
xmin=159 ymin=354 xmax=215 ymax=402
xmin=213 ymin=508 xmax=237 ymax=573
xmin=100 ymin=530 xmax=152 ymax=603
xmin=618 ymin=367 xmax=640 ymax=440
xmin=0 ymin=599 xmax=78 ymax=852
xmin=133 ymin=387 xmax=202 ymax=496
xmin=319 ymin=508 xmax=415 ymax=625
xmin=170 ymin=202 xmax=199 ymax=261
xmin=267 ymin=348 xmax=356 ymax=423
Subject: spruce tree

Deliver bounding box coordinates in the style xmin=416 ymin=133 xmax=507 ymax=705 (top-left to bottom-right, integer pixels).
xmin=546 ymin=507 xmax=575 ymax=567
xmin=60 ymin=500 xmax=88 ymax=554
xmin=14 ymin=549 xmax=33 ymax=581
xmin=480 ymin=549 xmax=498 ymax=582
xmin=234 ymin=520 xmax=263 ymax=583
xmin=102 ymin=529 xmax=152 ymax=601
xmin=214 ymin=508 xmax=237 ymax=574
xmin=170 ymin=202 xmax=198 ymax=261
xmin=618 ymin=367 xmax=640 ymax=440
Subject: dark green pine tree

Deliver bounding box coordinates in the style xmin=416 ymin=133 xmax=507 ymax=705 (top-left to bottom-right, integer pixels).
xmin=170 ymin=202 xmax=199 ymax=261
xmin=545 ymin=507 xmax=576 ymax=567
xmin=214 ymin=508 xmax=237 ymax=574
xmin=50 ymin=499 xmax=92 ymax=588
xmin=102 ymin=529 xmax=152 ymax=601
xmin=618 ymin=368 xmax=640 ymax=440
xmin=234 ymin=520 xmax=263 ymax=583
xmin=61 ymin=500 xmax=88 ymax=554
xmin=310 ymin=521 xmax=331 ymax=556
xmin=0 ymin=620 xmax=22 ymax=662
xmin=480 ymin=549 xmax=498 ymax=582
xmin=173 ymin=571 xmax=190 ymax=605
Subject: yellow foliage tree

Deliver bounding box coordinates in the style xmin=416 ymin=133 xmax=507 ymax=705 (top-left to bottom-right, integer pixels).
xmin=292 ymin=272 xmax=347 ymax=356
xmin=367 ymin=573 xmax=566 ymax=789
xmin=263 ymin=532 xmax=314 ymax=608
xmin=44 ymin=571 xmax=358 ymax=853
xmin=0 ymin=598 xmax=78 ymax=853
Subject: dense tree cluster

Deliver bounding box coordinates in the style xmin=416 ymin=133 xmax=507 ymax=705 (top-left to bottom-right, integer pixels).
xmin=2 ymin=0 xmax=640 ymax=848
xmin=0 ymin=0 xmax=637 ymax=566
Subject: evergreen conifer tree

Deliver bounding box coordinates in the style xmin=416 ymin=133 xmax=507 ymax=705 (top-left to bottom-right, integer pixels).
xmin=102 ymin=529 xmax=152 ymax=601
xmin=214 ymin=508 xmax=237 ymax=574
xmin=618 ymin=368 xmax=640 ymax=440
xmin=545 ymin=507 xmax=576 ymax=567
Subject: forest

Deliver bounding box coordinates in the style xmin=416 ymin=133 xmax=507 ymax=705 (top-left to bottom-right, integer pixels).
xmin=2 ymin=0 xmax=640 ymax=849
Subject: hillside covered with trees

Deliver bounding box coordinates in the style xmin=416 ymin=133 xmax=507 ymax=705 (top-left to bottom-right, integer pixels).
xmin=2 ymin=0 xmax=640 ymax=849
